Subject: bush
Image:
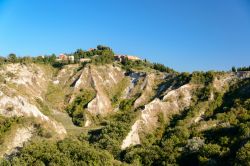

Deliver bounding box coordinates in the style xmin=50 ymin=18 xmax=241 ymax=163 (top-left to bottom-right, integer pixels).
xmin=0 ymin=116 xmax=22 ymax=145
xmin=190 ymin=71 xmax=215 ymax=85
xmin=235 ymin=141 xmax=250 ymax=166
xmin=88 ymin=99 xmax=137 ymax=158
xmin=8 ymin=139 xmax=114 ymax=166
xmin=119 ymin=99 xmax=135 ymax=112
xmin=237 ymin=66 xmax=250 ymax=72
xmin=66 ymin=89 xmax=95 ymax=126
xmin=91 ymin=54 xmax=114 ymax=65
xmin=97 ymin=45 xmax=112 ymax=51
xmin=152 ymin=63 xmax=175 ymax=73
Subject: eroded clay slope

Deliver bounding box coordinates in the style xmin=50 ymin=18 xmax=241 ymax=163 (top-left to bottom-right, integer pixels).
xmin=70 ymin=64 xmax=125 ymax=115
xmin=122 ymin=84 xmax=194 ymax=149
xmin=0 ymin=64 xmax=67 ymax=157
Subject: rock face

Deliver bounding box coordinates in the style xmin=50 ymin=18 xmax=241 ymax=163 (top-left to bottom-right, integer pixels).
xmin=70 ymin=64 xmax=125 ymax=115
xmin=0 ymin=95 xmax=49 ymax=120
xmin=87 ymin=92 xmax=112 ymax=115
xmin=123 ymin=72 xmax=145 ymax=99
xmin=0 ymin=91 xmax=66 ymax=136
xmin=121 ymin=84 xmax=193 ymax=149
xmin=0 ymin=63 xmax=66 ymax=134
xmin=0 ymin=64 xmax=51 ymax=99
xmin=121 ymin=121 xmax=141 ymax=150
xmin=133 ymin=73 xmax=156 ymax=108
xmin=56 ymin=64 xmax=79 ymax=86
xmin=1 ymin=127 xmax=35 ymax=158
xmin=0 ymin=64 xmax=67 ymax=157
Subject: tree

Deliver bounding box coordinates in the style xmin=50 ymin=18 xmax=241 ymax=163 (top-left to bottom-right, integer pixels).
xmin=74 ymin=49 xmax=86 ymax=61
xmin=101 ymin=49 xmax=114 ymax=56
xmin=19 ymin=56 xmax=33 ymax=64
xmin=34 ymin=56 xmax=45 ymax=63
xmin=8 ymin=53 xmax=17 ymax=63
xmin=235 ymin=141 xmax=250 ymax=166
xmin=153 ymin=63 xmax=174 ymax=73
xmin=66 ymin=90 xmax=95 ymax=126
xmin=97 ymin=45 xmax=112 ymax=51
xmin=0 ymin=57 xmax=6 ymax=65
xmin=232 ymin=66 xmax=237 ymax=72
xmin=237 ymin=66 xmax=250 ymax=71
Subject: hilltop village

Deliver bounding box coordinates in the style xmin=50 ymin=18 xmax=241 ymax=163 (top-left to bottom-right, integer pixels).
xmin=0 ymin=45 xmax=176 ymax=74
xmin=0 ymin=45 xmax=140 ymax=66
xmin=54 ymin=46 xmax=140 ymax=64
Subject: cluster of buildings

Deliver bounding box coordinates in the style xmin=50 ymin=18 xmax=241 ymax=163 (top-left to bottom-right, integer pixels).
xmin=55 ymin=53 xmax=140 ymax=63
xmin=55 ymin=54 xmax=74 ymax=62
xmin=55 ymin=53 xmax=92 ymax=63
xmin=114 ymin=55 xmax=140 ymax=62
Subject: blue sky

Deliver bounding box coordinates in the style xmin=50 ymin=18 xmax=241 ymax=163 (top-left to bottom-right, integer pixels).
xmin=0 ymin=0 xmax=249 ymax=71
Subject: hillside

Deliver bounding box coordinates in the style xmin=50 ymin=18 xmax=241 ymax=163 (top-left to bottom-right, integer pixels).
xmin=0 ymin=53 xmax=249 ymax=165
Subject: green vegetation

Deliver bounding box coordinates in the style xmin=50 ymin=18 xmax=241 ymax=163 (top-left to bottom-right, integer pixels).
xmin=91 ymin=54 xmax=114 ymax=65
xmin=119 ymin=99 xmax=135 ymax=112
xmin=89 ymin=98 xmax=138 ymax=158
xmin=121 ymin=58 xmax=151 ymax=71
xmin=0 ymin=45 xmax=114 ymax=67
xmin=0 ymin=116 xmax=22 ymax=145
xmin=2 ymin=138 xmax=115 ymax=166
xmin=0 ymin=97 xmax=138 ymax=165
xmin=36 ymin=98 xmax=51 ymax=116
xmin=107 ymin=77 xmax=130 ymax=107
xmin=119 ymin=76 xmax=250 ymax=166
xmin=63 ymin=71 xmax=250 ymax=165
xmin=190 ymin=71 xmax=215 ymax=85
xmin=152 ymin=63 xmax=175 ymax=73
xmin=73 ymin=45 xmax=113 ymax=62
xmin=121 ymin=58 xmax=175 ymax=73
xmin=235 ymin=141 xmax=250 ymax=165
xmin=8 ymin=54 xmax=18 ymax=63
xmin=66 ymin=89 xmax=95 ymax=126
xmin=45 ymin=83 xmax=65 ymax=109
xmin=232 ymin=66 xmax=250 ymax=72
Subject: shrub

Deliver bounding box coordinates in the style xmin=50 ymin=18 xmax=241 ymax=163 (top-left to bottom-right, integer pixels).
xmin=7 ymin=139 xmax=114 ymax=165
xmin=0 ymin=116 xmax=22 ymax=145
xmin=235 ymin=141 xmax=250 ymax=166
xmin=153 ymin=63 xmax=175 ymax=73
xmin=190 ymin=71 xmax=215 ymax=85
xmin=91 ymin=54 xmax=114 ymax=65
xmin=66 ymin=89 xmax=95 ymax=126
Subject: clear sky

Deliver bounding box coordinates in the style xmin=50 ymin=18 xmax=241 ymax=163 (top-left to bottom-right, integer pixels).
xmin=0 ymin=0 xmax=249 ymax=71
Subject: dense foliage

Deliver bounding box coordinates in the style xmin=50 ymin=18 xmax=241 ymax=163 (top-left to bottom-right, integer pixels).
xmin=73 ymin=45 xmax=114 ymax=63
xmin=152 ymin=63 xmax=175 ymax=73
xmin=0 ymin=45 xmax=115 ymax=67
xmin=121 ymin=58 xmax=175 ymax=73
xmin=66 ymin=89 xmax=95 ymax=126
xmin=1 ymin=138 xmax=115 ymax=166
xmin=88 ymin=98 xmax=138 ymax=158
xmin=232 ymin=66 xmax=250 ymax=72
xmin=0 ymin=116 xmax=22 ymax=145
xmin=91 ymin=53 xmax=114 ymax=65
xmin=0 ymin=54 xmax=57 ymax=66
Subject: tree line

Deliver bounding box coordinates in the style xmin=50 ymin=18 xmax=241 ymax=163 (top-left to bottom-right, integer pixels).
xmin=232 ymin=66 xmax=250 ymax=72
